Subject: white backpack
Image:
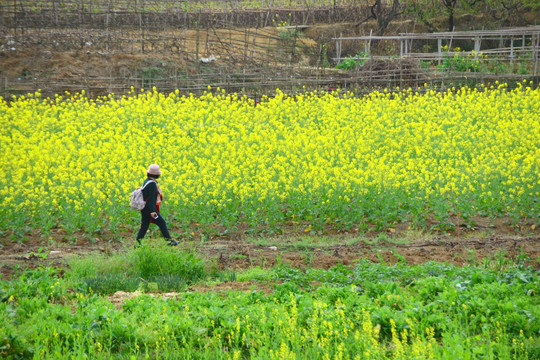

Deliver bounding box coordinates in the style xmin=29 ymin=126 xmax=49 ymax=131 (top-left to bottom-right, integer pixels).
xmin=129 ymin=180 xmax=156 ymax=211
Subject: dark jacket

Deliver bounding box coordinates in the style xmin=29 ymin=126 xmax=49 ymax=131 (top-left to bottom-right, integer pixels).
xmin=141 ymin=178 xmax=158 ymax=213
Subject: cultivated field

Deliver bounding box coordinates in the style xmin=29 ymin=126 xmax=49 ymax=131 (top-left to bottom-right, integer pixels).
xmin=1 ymin=84 xmax=539 ymax=236
xmin=1 ymin=84 xmax=539 ymax=359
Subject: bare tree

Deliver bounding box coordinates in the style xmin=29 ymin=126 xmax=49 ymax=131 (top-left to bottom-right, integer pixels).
xmin=356 ymin=0 xmax=403 ymax=36
xmin=373 ymin=0 xmax=403 ymax=36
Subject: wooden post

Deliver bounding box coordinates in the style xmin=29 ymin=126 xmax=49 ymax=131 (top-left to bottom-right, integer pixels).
xmin=106 ymin=0 xmax=110 ymax=54
xmin=183 ymin=27 xmax=186 ymax=57
xmin=510 ymin=38 xmax=514 ymax=65
xmin=367 ymin=29 xmax=372 ymax=58
xmin=533 ymin=33 xmax=539 ymax=77
xmin=54 ymin=0 xmax=58 ymax=27
xmin=405 ymin=38 xmax=408 ymax=55
xmin=229 ymin=27 xmax=232 ymax=66
xmin=474 ymin=37 xmax=480 ymax=59
xmin=336 ymin=34 xmax=341 ymax=64
xmin=250 ymin=27 xmax=258 ymax=59
xmin=363 ymin=29 xmax=367 ymax=54
xmin=196 ymin=24 xmax=200 ymax=64
xmin=369 ymin=55 xmax=373 ymax=88
xmin=400 ymin=58 xmax=403 ymax=88
xmin=205 ymin=28 xmax=209 ymax=57
xmin=139 ymin=0 xmax=144 ymax=53
xmin=244 ymin=28 xmax=248 ymax=64
xmin=437 ymin=38 xmax=442 ymax=65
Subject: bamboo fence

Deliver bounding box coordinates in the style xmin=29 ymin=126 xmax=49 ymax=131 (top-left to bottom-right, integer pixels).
xmin=1 ymin=1 xmax=538 ymax=99
xmin=0 ymin=0 xmax=365 ymax=29
xmin=2 ymin=64 xmax=536 ymax=101
xmin=333 ymin=26 xmax=540 ymax=76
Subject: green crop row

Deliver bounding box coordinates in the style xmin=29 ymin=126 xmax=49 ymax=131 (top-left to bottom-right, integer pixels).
xmin=1 ymin=247 xmax=539 ymax=359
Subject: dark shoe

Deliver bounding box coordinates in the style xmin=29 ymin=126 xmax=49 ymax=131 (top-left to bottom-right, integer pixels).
xmin=167 ymin=240 xmax=179 ymax=246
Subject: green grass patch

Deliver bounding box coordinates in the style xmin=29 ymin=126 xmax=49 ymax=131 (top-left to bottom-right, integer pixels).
xmin=69 ymin=243 xmax=207 ymax=294
xmin=244 ymin=234 xmax=365 ymax=249
xmin=236 ymin=266 xmax=277 ymax=282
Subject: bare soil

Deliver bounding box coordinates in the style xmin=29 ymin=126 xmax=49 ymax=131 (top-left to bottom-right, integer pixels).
xmin=1 ymin=217 xmax=539 ymax=283
xmin=3 ymin=11 xmax=535 ymax=93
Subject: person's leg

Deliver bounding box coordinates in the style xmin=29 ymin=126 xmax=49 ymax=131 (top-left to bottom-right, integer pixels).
xmin=153 ymin=214 xmax=178 ymax=245
xmin=152 ymin=213 xmax=171 ymax=240
xmin=136 ymin=212 xmax=152 ymax=245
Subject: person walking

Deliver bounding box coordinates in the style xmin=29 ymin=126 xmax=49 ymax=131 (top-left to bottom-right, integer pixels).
xmin=136 ymin=164 xmax=178 ymax=246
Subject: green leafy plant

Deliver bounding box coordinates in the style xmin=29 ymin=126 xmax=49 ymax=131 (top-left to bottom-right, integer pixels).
xmin=439 ymin=52 xmax=484 ymax=72
xmin=2 ymin=256 xmax=539 ymax=359
xmin=335 ymin=52 xmax=369 ymax=70
xmin=29 ymin=247 xmax=49 ymax=260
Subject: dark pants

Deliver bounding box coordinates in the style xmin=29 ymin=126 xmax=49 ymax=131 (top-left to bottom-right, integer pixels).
xmin=136 ymin=211 xmax=171 ymax=244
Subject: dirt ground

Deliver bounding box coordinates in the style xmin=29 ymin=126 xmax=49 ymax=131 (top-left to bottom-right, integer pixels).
xmin=1 ymin=219 xmax=539 ymax=304
xmin=3 ymin=12 xmax=536 ymax=92
xmin=1 ymin=217 xmax=539 ymax=283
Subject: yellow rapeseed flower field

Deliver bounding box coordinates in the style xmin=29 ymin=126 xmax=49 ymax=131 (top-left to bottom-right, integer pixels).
xmin=0 ymin=83 xmax=538 ymax=236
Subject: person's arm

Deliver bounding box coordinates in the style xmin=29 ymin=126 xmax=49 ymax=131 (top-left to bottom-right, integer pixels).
xmin=144 ymin=181 xmax=158 ymax=214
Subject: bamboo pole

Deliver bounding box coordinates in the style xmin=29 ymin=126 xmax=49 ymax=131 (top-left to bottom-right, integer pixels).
xmin=139 ymin=0 xmax=144 ymax=53
xmin=533 ymin=33 xmax=539 ymax=77
xmin=106 ymin=0 xmax=110 ymax=54
xmin=196 ymin=17 xmax=200 ymax=70
xmin=448 ymin=26 xmax=455 ymax=51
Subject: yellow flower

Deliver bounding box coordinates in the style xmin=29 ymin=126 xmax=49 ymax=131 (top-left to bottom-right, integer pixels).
xmin=1 ymin=85 xmax=538 ymax=234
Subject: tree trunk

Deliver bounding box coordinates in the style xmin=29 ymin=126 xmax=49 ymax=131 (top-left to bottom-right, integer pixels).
xmin=373 ymin=0 xmax=401 ymax=37
xmin=443 ymin=0 xmax=457 ymax=32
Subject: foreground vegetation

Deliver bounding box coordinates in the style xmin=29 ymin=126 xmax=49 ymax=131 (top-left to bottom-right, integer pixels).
xmin=1 ymin=83 xmax=539 ymax=243
xmin=1 ymin=244 xmax=539 ymax=359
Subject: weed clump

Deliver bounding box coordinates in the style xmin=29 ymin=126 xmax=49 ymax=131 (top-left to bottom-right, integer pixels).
xmin=69 ymin=243 xmax=206 ymax=294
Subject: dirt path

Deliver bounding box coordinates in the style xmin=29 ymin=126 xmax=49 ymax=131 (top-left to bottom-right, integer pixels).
xmin=1 ymin=231 xmax=539 ymax=280
xmin=203 ymin=235 xmax=540 ymax=269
